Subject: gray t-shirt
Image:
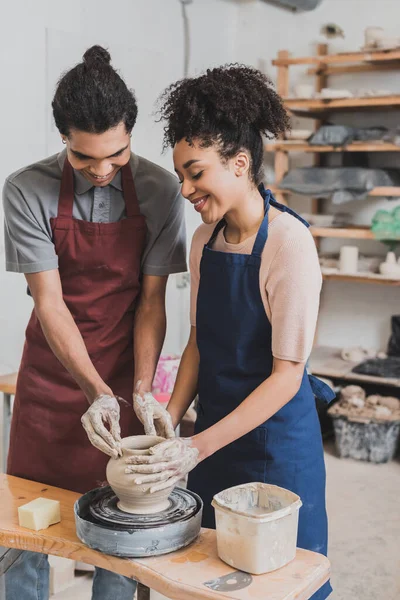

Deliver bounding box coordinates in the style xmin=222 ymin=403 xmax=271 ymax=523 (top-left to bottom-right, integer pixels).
xmin=3 ymin=150 xmax=187 ymax=276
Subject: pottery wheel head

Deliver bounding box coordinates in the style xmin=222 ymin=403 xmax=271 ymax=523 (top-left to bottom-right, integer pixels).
xmin=88 ymin=486 xmax=200 ymax=530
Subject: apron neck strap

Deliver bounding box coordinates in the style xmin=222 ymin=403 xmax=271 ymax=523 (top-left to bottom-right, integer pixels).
xmin=206 ymin=219 xmax=227 ymax=248
xmin=205 ymin=184 xmax=310 ymax=257
xmin=58 ymin=159 xmax=141 ymax=218
xmin=251 ymin=185 xmax=271 ymax=258
xmin=206 ymin=185 xmax=273 ymax=254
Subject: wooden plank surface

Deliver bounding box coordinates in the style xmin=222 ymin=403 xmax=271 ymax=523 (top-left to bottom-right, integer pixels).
xmin=284 ymin=95 xmax=400 ymax=111
xmin=269 ymin=186 xmax=400 ymax=198
xmin=0 ymin=373 xmax=17 ymax=395
xmin=265 ymin=142 xmax=400 ymax=153
xmin=310 ymin=346 xmax=400 ymax=388
xmin=322 ymin=273 xmax=400 ymax=286
xmin=307 ymin=62 xmax=400 ymax=76
xmin=311 ymin=226 xmax=373 ymax=240
xmin=0 ymin=475 xmax=330 ymax=600
xmin=273 ymin=49 xmax=400 ymax=66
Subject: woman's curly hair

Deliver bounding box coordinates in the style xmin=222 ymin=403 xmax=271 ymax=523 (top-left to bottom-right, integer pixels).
xmin=52 ymin=45 xmax=138 ymax=136
xmin=157 ymin=64 xmax=290 ymax=184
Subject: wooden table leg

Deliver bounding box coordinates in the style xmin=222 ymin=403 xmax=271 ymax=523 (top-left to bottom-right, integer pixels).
xmin=137 ymin=582 xmax=151 ymax=600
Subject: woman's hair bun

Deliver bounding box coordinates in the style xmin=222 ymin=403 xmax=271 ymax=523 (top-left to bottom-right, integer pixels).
xmin=83 ymin=45 xmax=111 ymax=67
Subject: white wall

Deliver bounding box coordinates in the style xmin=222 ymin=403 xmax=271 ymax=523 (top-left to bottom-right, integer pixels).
xmin=2 ymin=0 xmax=400 ymax=373
xmin=233 ymin=0 xmax=400 ymax=351
xmin=0 ymin=0 xmax=238 ymax=372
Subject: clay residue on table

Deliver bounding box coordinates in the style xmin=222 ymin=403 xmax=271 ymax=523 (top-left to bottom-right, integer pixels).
xmin=171 ymin=549 xmax=209 ymax=564
xmin=329 ymin=385 xmax=400 ymax=423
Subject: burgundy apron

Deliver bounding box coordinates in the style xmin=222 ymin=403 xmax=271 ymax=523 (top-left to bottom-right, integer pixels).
xmin=7 ymin=158 xmax=146 ymax=493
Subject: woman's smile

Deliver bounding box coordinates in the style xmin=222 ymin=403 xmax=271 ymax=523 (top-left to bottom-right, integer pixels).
xmin=191 ymin=195 xmax=209 ymax=212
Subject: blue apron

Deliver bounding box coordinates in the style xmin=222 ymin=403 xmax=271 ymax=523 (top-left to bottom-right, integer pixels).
xmin=187 ymin=185 xmax=334 ymax=600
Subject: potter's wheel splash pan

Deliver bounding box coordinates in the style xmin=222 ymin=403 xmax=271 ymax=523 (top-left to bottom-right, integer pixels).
xmin=74 ymin=485 xmax=203 ymax=558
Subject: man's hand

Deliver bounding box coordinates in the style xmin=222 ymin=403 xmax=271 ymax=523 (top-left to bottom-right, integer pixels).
xmin=124 ymin=438 xmax=199 ymax=492
xmin=133 ymin=389 xmax=175 ymax=439
xmin=81 ymin=394 xmax=122 ymax=459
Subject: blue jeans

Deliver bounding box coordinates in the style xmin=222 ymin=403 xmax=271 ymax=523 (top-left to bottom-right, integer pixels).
xmin=4 ymin=550 xmax=137 ymax=600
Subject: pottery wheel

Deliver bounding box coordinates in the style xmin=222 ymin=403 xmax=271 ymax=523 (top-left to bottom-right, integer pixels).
xmin=74 ymin=485 xmax=203 ymax=558
xmin=88 ymin=486 xmax=199 ymax=530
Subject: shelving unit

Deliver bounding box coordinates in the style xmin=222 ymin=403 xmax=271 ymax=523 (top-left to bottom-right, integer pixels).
xmin=269 ymin=44 xmax=400 ymax=283
xmin=270 ymin=46 xmax=400 ymax=391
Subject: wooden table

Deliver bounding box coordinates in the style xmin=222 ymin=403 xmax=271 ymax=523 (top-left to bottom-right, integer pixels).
xmin=0 ymin=475 xmax=330 ymax=600
xmin=0 ymin=373 xmax=17 ymax=472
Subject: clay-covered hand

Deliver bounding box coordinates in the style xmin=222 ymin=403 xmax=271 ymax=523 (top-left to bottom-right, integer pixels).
xmin=133 ymin=390 xmax=175 ymax=439
xmin=124 ymin=438 xmax=199 ymax=493
xmin=81 ymin=394 xmax=122 ymax=459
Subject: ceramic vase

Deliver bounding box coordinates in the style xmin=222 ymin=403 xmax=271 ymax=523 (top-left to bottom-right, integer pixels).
xmin=106 ymin=435 xmax=173 ymax=514
xmin=379 ymin=251 xmax=400 ymax=279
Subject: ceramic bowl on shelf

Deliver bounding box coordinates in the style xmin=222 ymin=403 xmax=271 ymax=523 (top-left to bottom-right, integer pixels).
xmin=301 ymin=213 xmax=335 ymax=227
xmin=284 ymin=129 xmax=313 ymax=141
xmin=293 ymin=83 xmax=314 ymax=99
xmin=318 ymin=88 xmax=353 ymax=99
xmin=376 ymin=37 xmax=400 ymax=51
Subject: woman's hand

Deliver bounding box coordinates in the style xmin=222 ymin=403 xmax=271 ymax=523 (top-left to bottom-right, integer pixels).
xmin=124 ymin=437 xmax=199 ymax=493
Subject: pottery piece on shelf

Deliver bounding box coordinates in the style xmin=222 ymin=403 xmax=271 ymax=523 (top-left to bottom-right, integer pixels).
xmin=379 ymin=251 xmax=400 ymax=279
xmin=362 ymin=26 xmax=385 ymax=49
xmin=106 ymin=435 xmax=173 ymax=514
xmin=357 ymin=255 xmax=381 ymax=274
xmin=333 ymin=212 xmax=352 ymax=227
xmin=301 ymin=213 xmax=335 ymax=227
xmin=341 ymin=347 xmax=377 ymax=363
xmin=285 ymin=129 xmax=313 ymax=141
xmin=376 ymin=37 xmax=400 ymax=51
xmin=357 ymin=88 xmax=392 ymax=97
xmin=319 ymin=256 xmax=339 ymax=269
xmin=293 ymin=83 xmax=314 ymax=99
xmin=318 ymin=88 xmax=353 ymax=99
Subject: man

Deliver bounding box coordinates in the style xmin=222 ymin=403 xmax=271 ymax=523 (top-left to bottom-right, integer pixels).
xmin=2 ymin=45 xmax=185 ymax=600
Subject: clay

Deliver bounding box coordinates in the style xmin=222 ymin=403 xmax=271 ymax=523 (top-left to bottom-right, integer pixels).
xmin=377 ymin=396 xmax=400 ymax=411
xmin=329 ymin=386 xmax=400 ymax=423
xmin=340 ymin=385 xmax=366 ymax=402
xmin=106 ymin=435 xmax=174 ymax=514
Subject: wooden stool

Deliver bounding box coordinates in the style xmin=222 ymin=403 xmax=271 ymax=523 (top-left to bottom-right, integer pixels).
xmin=0 ymin=474 xmax=330 ymax=600
xmin=0 ymin=373 xmax=17 ymax=473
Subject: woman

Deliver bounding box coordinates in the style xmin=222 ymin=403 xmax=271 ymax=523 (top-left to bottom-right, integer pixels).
xmin=127 ymin=65 xmax=334 ymax=600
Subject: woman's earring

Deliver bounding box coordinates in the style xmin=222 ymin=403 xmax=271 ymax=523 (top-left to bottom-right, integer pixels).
xmin=62 ymin=139 xmax=66 ymax=145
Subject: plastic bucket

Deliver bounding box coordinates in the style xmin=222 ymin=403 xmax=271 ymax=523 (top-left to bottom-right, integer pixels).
xmin=331 ymin=414 xmax=400 ymax=463
xmin=212 ymin=482 xmax=302 ymax=575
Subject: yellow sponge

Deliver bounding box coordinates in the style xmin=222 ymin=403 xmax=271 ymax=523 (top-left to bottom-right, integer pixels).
xmin=18 ymin=497 xmax=61 ymax=531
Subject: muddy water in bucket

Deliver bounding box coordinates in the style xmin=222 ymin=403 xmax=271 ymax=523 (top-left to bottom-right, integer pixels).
xmin=212 ymin=482 xmax=302 ymax=575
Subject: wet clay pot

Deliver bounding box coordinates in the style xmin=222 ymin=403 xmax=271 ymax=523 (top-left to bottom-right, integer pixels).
xmin=106 ymin=435 xmax=172 ymax=514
